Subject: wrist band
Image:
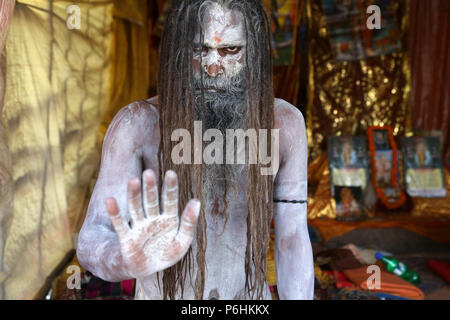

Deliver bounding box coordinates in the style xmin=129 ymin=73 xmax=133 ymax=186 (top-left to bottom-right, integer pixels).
xmin=273 ymin=199 xmax=308 ymax=204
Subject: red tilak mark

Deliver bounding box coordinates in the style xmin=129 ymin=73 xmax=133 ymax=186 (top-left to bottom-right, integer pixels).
xmin=214 ymin=31 xmax=222 ymax=43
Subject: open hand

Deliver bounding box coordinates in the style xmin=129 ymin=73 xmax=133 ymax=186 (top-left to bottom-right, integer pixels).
xmin=106 ymin=169 xmax=200 ymax=279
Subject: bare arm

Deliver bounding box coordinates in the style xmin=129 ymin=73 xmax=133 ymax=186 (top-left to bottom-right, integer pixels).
xmin=273 ymin=101 xmax=314 ymax=300
xmin=77 ymin=101 xmax=200 ymax=282
xmin=77 ymin=102 xmax=152 ymax=281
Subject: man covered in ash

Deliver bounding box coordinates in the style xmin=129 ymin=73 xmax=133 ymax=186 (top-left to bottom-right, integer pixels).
xmin=77 ymin=0 xmax=313 ymax=300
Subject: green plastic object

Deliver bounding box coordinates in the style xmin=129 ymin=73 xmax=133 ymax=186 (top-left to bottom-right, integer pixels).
xmin=375 ymin=252 xmax=421 ymax=285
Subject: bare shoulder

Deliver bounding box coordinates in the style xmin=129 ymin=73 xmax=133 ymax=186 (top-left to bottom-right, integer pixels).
xmin=274 ymin=98 xmax=306 ymax=160
xmin=111 ymin=97 xmax=159 ymax=130
xmin=274 ymin=98 xmax=305 ymax=132
xmin=103 ymin=97 xmax=160 ymax=148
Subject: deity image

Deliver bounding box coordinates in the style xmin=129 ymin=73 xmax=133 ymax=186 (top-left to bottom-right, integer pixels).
xmin=335 ymin=186 xmax=362 ymax=217
xmin=414 ymin=138 xmax=432 ymax=168
xmin=341 ymin=139 xmax=357 ymax=167
xmin=374 ymin=130 xmax=390 ymax=150
xmin=375 ymin=152 xmax=392 ymax=188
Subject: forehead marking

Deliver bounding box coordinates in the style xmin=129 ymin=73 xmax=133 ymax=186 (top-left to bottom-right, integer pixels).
xmin=214 ymin=31 xmax=222 ymax=44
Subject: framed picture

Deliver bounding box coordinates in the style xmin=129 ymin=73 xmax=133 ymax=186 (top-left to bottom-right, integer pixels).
xmin=328 ymin=136 xmax=369 ymax=196
xmin=402 ymin=136 xmax=446 ymax=197
xmin=334 ymin=186 xmax=364 ymax=221
xmin=328 ymin=136 xmax=370 ymax=220
xmin=367 ymin=126 xmax=406 ymax=210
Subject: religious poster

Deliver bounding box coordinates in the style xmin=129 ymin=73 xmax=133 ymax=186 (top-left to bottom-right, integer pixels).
xmin=263 ymin=0 xmax=299 ymax=66
xmin=334 ymin=186 xmax=364 ymax=220
xmin=321 ymin=0 xmax=402 ymax=61
xmin=374 ymin=150 xmax=393 ymax=188
xmin=402 ymin=137 xmax=446 ymax=198
xmin=374 ymin=150 xmax=404 ymax=201
xmin=328 ymin=136 xmax=368 ymax=196
xmin=328 ymin=136 xmax=368 ymax=220
xmin=368 ymin=126 xmax=406 ymax=210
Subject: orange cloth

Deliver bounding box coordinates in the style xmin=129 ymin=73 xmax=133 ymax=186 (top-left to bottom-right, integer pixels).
xmin=343 ymin=266 xmax=425 ymax=300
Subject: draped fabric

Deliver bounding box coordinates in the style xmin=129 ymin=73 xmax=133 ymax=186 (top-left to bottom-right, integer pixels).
xmin=0 ymin=0 xmax=115 ymax=299
xmin=0 ymin=0 xmax=152 ymax=300
xmin=0 ymin=0 xmax=15 ymax=301
xmin=0 ymin=0 xmax=152 ymax=299
xmin=306 ymin=0 xmax=411 ymax=161
xmin=100 ymin=0 xmax=150 ymax=143
xmin=307 ymin=152 xmax=336 ymax=220
xmin=409 ymin=0 xmax=450 ymax=158
xmin=272 ymin=0 xmax=306 ymax=108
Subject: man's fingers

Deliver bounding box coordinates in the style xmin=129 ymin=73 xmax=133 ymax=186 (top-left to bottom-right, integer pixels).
xmin=106 ymin=197 xmax=129 ymax=237
xmin=162 ymin=170 xmax=178 ymax=216
xmin=127 ymin=178 xmax=145 ymax=226
xmin=143 ymin=169 xmax=159 ymax=218
xmin=175 ymin=199 xmax=200 ymax=248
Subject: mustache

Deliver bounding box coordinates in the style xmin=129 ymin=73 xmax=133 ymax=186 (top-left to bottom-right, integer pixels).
xmin=194 ymin=68 xmax=247 ymax=95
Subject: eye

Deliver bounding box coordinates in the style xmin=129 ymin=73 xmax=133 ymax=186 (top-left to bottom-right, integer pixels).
xmin=193 ymin=46 xmax=208 ymax=54
xmin=223 ymin=46 xmax=241 ymax=54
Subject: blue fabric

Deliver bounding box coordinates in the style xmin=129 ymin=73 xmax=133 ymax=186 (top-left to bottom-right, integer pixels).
xmin=373 ymin=292 xmax=412 ymax=300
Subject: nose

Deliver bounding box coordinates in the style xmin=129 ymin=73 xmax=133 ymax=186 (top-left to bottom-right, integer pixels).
xmin=203 ymin=50 xmax=223 ymax=77
xmin=206 ymin=63 xmax=221 ymax=77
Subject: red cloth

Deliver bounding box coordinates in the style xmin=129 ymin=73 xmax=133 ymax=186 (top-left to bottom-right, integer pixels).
xmin=121 ymin=279 xmax=135 ymax=296
xmin=324 ymin=270 xmax=357 ymax=289
xmin=427 ymin=260 xmax=450 ymax=285
xmin=84 ymin=276 xmax=135 ymax=299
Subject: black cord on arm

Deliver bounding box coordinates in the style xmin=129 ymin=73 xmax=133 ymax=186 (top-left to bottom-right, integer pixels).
xmin=273 ymin=199 xmax=308 ymax=204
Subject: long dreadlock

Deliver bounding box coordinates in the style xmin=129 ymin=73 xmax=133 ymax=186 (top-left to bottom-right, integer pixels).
xmin=157 ymin=0 xmax=274 ymax=300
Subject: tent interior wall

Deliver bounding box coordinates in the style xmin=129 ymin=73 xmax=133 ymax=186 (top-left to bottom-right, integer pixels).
xmin=0 ymin=0 xmax=448 ymax=300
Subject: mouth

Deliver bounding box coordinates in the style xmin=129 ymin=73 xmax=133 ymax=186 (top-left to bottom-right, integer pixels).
xmin=204 ymin=87 xmax=225 ymax=93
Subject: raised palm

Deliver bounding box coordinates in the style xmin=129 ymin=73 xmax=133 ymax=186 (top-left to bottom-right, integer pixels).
xmin=106 ymin=169 xmax=200 ymax=279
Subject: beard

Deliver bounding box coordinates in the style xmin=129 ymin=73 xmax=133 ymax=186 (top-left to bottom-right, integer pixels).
xmin=194 ymin=67 xmax=248 ymax=217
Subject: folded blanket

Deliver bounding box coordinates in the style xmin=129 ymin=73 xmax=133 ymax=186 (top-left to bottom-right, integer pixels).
xmin=316 ymin=248 xmax=365 ymax=271
xmin=427 ymin=260 xmax=450 ymax=285
xmin=343 ymin=266 xmax=425 ymax=300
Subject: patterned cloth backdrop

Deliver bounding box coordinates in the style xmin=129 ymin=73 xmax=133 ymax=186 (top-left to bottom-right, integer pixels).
xmin=306 ymin=0 xmax=411 ymax=161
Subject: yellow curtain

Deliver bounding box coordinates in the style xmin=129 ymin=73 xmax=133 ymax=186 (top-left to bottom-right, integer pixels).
xmin=1 ymin=0 xmax=151 ymax=299
xmin=0 ymin=0 xmax=16 ymax=301
xmin=1 ymin=0 xmax=114 ymax=299
xmin=77 ymin=0 xmax=152 ymax=233
xmin=100 ymin=0 xmax=150 ymax=142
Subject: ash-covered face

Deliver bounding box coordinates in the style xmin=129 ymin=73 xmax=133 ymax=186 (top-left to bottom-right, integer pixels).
xmin=192 ymin=3 xmax=248 ymax=216
xmin=193 ymin=3 xmax=247 ymax=93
